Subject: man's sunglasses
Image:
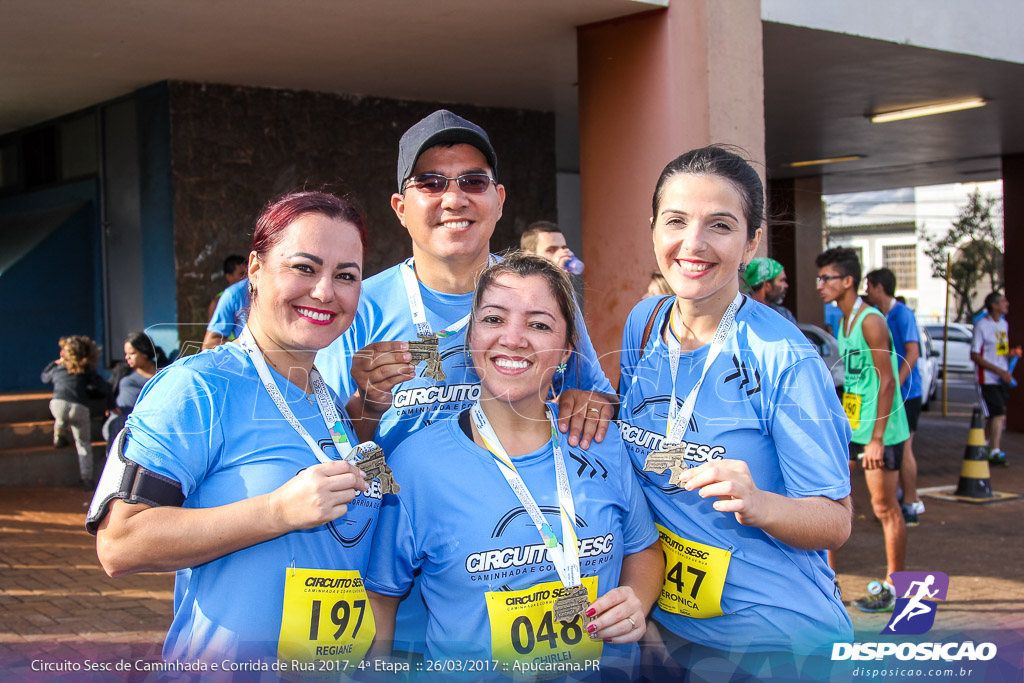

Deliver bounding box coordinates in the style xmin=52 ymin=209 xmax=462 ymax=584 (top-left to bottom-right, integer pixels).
xmin=405 ymin=173 xmax=496 ymax=195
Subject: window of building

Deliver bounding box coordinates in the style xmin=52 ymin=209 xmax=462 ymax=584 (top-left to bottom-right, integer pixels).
xmin=883 ymin=244 xmax=917 ymax=290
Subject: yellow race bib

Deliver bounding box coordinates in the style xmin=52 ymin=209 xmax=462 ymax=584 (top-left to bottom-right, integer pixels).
xmin=656 ymin=524 xmax=731 ymax=619
xmin=277 ymin=568 xmax=374 ymax=681
xmin=996 ymin=330 xmax=1009 ymax=357
xmin=842 ymin=393 xmax=862 ymax=430
xmin=485 ymin=578 xmax=602 ymax=679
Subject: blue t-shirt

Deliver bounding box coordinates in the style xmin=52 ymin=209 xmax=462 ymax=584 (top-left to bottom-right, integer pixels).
xmin=885 ymin=300 xmax=922 ymax=401
xmin=618 ymin=295 xmax=852 ymax=655
xmin=206 ymin=278 xmax=249 ymax=338
xmin=315 ymin=259 xmax=615 ymax=455
xmin=364 ymin=404 xmax=658 ymax=670
xmin=124 ymin=343 xmax=381 ymax=663
xmin=824 ymin=303 xmax=843 ymax=337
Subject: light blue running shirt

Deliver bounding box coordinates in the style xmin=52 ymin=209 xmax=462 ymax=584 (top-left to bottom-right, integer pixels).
xmin=365 ymin=403 xmax=658 ymax=673
xmin=315 ymin=258 xmax=614 ymax=455
xmin=124 ymin=343 xmax=381 ymax=663
xmin=618 ymin=295 xmax=853 ymax=655
xmin=206 ymin=277 xmax=249 ymax=339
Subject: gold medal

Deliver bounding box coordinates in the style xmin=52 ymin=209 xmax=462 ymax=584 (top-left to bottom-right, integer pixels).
xmin=353 ymin=444 xmax=400 ymax=495
xmin=407 ymin=334 xmax=446 ymax=381
xmin=552 ymin=584 xmax=591 ymax=624
xmin=644 ymin=445 xmax=689 ymax=486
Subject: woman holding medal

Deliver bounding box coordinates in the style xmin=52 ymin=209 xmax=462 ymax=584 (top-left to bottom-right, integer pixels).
xmin=366 ymin=253 xmax=662 ymax=676
xmin=92 ymin=192 xmax=383 ymax=668
xmin=618 ymin=146 xmax=854 ymax=676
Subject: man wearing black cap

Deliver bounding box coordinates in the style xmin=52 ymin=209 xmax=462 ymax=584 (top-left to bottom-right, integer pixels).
xmin=316 ymin=110 xmax=616 ymax=453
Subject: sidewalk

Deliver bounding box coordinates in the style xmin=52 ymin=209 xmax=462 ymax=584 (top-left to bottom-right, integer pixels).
xmin=1 ymin=380 xmax=1022 ymax=680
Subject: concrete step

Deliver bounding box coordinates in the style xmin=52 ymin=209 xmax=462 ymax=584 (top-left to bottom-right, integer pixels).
xmin=0 ymin=442 xmax=108 ymax=487
xmin=0 ymin=392 xmax=107 ymax=423
xmin=0 ymin=392 xmax=52 ymax=423
xmin=0 ymin=417 xmax=106 ymax=450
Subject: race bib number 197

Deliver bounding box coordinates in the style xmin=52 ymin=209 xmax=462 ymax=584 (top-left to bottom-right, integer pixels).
xmin=485 ymin=577 xmax=602 ymax=679
xmin=277 ymin=568 xmax=374 ymax=680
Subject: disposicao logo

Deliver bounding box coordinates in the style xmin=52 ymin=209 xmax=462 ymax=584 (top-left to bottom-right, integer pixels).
xmin=885 ymin=571 xmax=949 ymax=635
xmin=832 ymin=571 xmax=998 ymax=662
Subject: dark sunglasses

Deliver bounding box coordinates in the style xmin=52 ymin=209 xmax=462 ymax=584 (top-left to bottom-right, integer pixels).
xmin=405 ymin=173 xmax=496 ymax=195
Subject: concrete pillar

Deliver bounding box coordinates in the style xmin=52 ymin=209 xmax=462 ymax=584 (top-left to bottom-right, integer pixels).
xmin=1002 ymin=154 xmax=1023 ymax=432
xmin=768 ymin=177 xmax=826 ymax=328
xmin=577 ymin=1 xmax=765 ymax=385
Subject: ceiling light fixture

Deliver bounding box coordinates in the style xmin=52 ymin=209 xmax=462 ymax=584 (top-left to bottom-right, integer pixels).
xmin=784 ymin=155 xmax=864 ymax=168
xmin=869 ymin=98 xmax=986 ymax=123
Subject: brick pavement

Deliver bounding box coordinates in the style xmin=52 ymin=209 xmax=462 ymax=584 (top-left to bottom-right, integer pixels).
xmin=1 ymin=380 xmax=1022 ymax=681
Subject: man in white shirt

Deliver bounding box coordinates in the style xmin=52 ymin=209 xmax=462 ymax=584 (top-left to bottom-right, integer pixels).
xmin=970 ymin=292 xmax=1020 ymax=465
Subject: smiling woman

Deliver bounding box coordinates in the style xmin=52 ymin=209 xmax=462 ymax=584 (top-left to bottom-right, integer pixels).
xmin=619 ymin=146 xmax=856 ymax=675
xmin=364 ymin=253 xmax=663 ymax=677
xmin=88 ymin=191 xmax=386 ymax=669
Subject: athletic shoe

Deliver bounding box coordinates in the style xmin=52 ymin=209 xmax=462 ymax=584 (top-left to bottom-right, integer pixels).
xmin=901 ymin=503 xmax=920 ymax=527
xmin=989 ymin=450 xmax=1008 ymax=467
xmin=853 ymin=584 xmax=895 ymax=613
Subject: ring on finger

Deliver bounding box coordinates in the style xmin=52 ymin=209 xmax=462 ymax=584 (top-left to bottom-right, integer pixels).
xmin=627 ymin=616 xmax=636 ymax=630
xmin=587 ymin=407 xmax=601 ymax=414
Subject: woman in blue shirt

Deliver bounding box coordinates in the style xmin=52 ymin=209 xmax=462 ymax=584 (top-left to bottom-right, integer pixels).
xmin=91 ymin=192 xmax=382 ymax=668
xmin=618 ymin=146 xmax=854 ymax=678
xmin=366 ymin=253 xmax=662 ymax=678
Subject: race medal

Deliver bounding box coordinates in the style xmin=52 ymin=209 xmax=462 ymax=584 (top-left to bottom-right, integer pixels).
xmin=407 ymin=334 xmax=446 ymax=381
xmin=277 ymin=568 xmax=375 ymax=680
xmin=485 ymin=577 xmax=602 ymax=679
xmin=349 ymin=443 xmax=400 ymax=495
xmin=552 ymin=584 xmax=590 ymax=624
xmin=644 ymin=444 xmax=690 ymax=487
xmin=656 ymin=524 xmax=730 ymax=619
xmin=842 ymin=392 xmax=862 ymax=430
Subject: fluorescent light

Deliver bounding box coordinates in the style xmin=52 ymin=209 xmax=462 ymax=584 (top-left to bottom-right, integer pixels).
xmin=784 ymin=155 xmax=864 ymax=168
xmin=870 ymin=98 xmax=986 ymax=123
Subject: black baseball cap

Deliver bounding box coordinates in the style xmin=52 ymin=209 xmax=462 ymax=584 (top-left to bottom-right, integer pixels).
xmin=396 ymin=110 xmax=498 ymax=192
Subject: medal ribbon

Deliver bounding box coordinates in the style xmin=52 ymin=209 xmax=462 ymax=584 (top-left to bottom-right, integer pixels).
xmin=665 ymin=293 xmax=742 ymax=446
xmin=470 ymin=402 xmax=581 ymax=589
xmin=400 ymin=257 xmax=495 ymax=338
xmin=239 ymin=326 xmax=353 ymax=465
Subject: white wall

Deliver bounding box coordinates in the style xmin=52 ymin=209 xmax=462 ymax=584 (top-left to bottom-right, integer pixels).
xmin=762 ymin=0 xmax=1024 ymax=65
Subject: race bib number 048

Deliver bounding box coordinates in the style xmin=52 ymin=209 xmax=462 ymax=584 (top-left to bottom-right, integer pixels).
xmin=656 ymin=524 xmax=730 ymax=619
xmin=485 ymin=577 xmax=602 ymax=679
xmin=277 ymin=568 xmax=374 ymax=680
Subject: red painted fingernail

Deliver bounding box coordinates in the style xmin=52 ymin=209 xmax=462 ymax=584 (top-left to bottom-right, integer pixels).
xmin=586 ymin=624 xmax=596 ymax=633
xmin=585 ymin=608 xmax=596 ymax=617
xmin=604 ymin=638 xmax=613 ymax=643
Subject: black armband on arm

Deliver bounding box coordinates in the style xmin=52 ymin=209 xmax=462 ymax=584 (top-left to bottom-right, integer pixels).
xmin=85 ymin=428 xmax=185 ymax=535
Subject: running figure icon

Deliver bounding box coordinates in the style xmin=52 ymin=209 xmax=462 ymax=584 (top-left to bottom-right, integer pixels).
xmin=888 ymin=574 xmax=940 ymax=632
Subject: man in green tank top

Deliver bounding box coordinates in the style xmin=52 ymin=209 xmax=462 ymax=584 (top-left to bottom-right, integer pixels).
xmin=816 ymin=247 xmax=910 ymax=614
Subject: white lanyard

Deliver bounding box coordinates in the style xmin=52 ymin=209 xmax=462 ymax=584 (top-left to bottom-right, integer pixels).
xmin=400 ymin=256 xmax=496 ymax=339
xmin=239 ymin=327 xmax=353 ymax=465
xmin=470 ymin=402 xmax=581 ymax=589
xmin=844 ymin=297 xmax=863 ymax=338
xmin=664 ymin=293 xmax=742 ymax=446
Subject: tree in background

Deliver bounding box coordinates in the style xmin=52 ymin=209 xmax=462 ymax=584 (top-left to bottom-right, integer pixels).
xmin=922 ymin=189 xmax=1003 ymax=322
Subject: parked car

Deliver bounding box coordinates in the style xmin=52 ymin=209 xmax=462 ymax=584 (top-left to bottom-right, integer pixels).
xmin=917 ymin=325 xmax=940 ymax=409
xmin=925 ymin=323 xmax=975 ymax=373
xmin=798 ymin=323 xmax=844 ymax=391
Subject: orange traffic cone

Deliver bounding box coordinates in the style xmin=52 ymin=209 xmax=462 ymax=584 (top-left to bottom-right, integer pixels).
xmin=953 ymin=408 xmax=993 ymax=499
